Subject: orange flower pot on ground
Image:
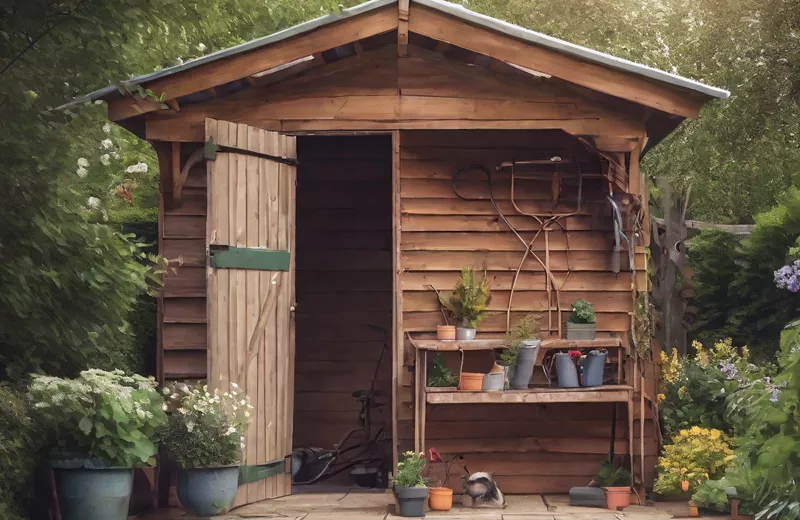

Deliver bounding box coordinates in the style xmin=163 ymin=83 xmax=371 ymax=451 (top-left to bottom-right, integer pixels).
xmin=604 ymin=487 xmax=631 ymax=510
xmin=428 ymin=487 xmax=453 ymax=511
xmin=459 ymin=372 xmax=484 ymax=391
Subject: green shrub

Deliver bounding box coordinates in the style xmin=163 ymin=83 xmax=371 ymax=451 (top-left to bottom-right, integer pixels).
xmin=0 ymin=385 xmax=38 ymax=520
xmin=692 ymin=478 xmax=731 ymax=512
xmin=438 ymin=266 xmax=492 ymax=328
xmin=427 ymin=354 xmax=458 ymax=388
xmin=568 ymin=299 xmax=596 ymax=324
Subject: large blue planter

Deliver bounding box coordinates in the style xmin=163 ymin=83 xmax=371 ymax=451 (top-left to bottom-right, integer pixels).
xmin=177 ymin=466 xmax=240 ymax=517
xmin=53 ymin=466 xmax=133 ymax=520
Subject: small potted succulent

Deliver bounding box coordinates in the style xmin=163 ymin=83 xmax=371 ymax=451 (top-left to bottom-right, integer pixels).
xmin=393 ymin=451 xmax=429 ymax=517
xmin=595 ymin=461 xmax=632 ymax=510
xmin=160 ymin=382 xmax=252 ymax=517
xmin=500 ymin=313 xmax=542 ymax=389
xmin=439 ymin=266 xmax=492 ymax=340
xmin=567 ymin=299 xmax=596 ymax=340
xmin=29 ymin=370 xmax=167 ymax=520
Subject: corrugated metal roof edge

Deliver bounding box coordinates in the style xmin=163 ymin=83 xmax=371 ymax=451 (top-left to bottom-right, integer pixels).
xmin=418 ymin=0 xmax=730 ymax=100
xmin=56 ymin=0 xmax=729 ymax=112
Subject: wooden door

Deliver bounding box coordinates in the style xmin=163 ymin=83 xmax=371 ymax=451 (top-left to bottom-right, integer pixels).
xmin=205 ymin=118 xmax=296 ymax=504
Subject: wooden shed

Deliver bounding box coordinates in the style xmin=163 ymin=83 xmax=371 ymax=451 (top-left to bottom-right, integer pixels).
xmin=79 ymin=0 xmax=728 ymax=506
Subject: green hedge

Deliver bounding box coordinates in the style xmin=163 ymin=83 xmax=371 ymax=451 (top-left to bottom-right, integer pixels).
xmin=0 ymin=385 xmax=39 ymax=520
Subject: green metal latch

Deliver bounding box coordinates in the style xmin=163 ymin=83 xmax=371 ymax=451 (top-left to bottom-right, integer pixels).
xmin=204 ymin=137 xmax=219 ymax=161
xmin=239 ymin=457 xmax=291 ymax=485
xmin=209 ymin=247 xmax=290 ymax=271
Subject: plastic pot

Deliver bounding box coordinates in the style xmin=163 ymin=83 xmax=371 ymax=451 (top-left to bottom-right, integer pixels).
xmin=555 ymin=352 xmax=580 ymax=388
xmin=567 ymin=322 xmax=596 ymax=340
xmin=459 ymin=372 xmax=484 ymax=391
xmin=429 ymin=487 xmax=453 ymax=511
xmin=581 ymin=350 xmax=607 ymax=387
xmin=509 ymin=340 xmax=540 ymax=389
xmin=437 ymin=325 xmax=456 ymax=340
xmin=53 ymin=466 xmax=134 ymax=520
xmin=177 ymin=466 xmax=240 ymax=516
xmin=604 ymin=486 xmax=631 ymax=510
xmin=455 ymin=326 xmax=476 ymax=340
xmin=395 ymin=486 xmax=429 ymax=517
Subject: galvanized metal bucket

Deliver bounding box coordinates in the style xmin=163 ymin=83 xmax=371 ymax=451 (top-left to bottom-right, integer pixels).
xmin=177 ymin=466 xmax=240 ymax=517
xmin=581 ymin=350 xmax=607 ymax=387
xmin=53 ymin=467 xmax=133 ymax=520
xmin=509 ymin=340 xmax=540 ymax=389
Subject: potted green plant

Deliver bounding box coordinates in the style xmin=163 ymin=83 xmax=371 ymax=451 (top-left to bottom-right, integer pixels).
xmin=160 ymin=382 xmax=252 ymax=517
xmin=567 ymin=299 xmax=596 ymax=340
xmin=28 ymin=369 xmax=167 ymax=520
xmin=439 ymin=266 xmax=492 ymax=340
xmin=393 ymin=450 xmax=428 ymax=517
xmin=501 ymin=313 xmax=541 ymax=389
xmin=595 ymin=461 xmax=632 ymax=510
xmin=427 ymin=353 xmax=458 ymax=390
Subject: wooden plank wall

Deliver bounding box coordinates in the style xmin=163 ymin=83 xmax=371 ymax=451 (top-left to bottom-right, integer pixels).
xmin=293 ymin=136 xmax=394 ymax=460
xmin=161 ymin=145 xmax=208 ymax=380
xmin=398 ymin=129 xmax=655 ymax=493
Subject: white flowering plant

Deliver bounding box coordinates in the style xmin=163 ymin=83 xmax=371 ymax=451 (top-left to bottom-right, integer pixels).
xmin=159 ymin=382 xmax=252 ymax=468
xmin=28 ymin=369 xmax=167 ymax=467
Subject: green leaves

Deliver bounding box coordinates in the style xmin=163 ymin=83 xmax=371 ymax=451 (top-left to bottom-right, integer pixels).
xmin=438 ymin=266 xmax=492 ymax=328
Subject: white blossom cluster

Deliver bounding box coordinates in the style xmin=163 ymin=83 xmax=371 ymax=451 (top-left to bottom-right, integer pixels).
xmin=125 ymin=162 xmax=148 ymax=174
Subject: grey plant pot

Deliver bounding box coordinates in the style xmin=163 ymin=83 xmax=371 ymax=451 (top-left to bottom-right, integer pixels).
xmin=581 ymin=350 xmax=607 ymax=387
xmin=567 ymin=322 xmax=596 ymax=340
xmin=482 ymin=371 xmax=504 ymax=391
xmin=455 ymin=326 xmax=476 ymax=340
xmin=53 ymin=466 xmax=134 ymax=520
xmin=555 ymin=352 xmax=580 ymax=388
xmin=177 ymin=466 xmax=240 ymax=517
xmin=509 ymin=340 xmax=540 ymax=389
xmin=395 ymin=486 xmax=429 ymax=517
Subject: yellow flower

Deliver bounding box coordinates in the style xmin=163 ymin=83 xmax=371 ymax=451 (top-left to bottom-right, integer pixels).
xmin=741 ymin=346 xmax=750 ymax=361
xmin=660 ymin=351 xmax=669 ymax=364
xmin=657 ymin=393 xmax=666 ymax=403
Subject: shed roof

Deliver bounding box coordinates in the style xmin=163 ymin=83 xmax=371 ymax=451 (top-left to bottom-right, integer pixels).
xmin=60 ymin=0 xmax=728 ymax=112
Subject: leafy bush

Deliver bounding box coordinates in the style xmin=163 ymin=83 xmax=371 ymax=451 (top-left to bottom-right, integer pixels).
xmin=29 ymin=369 xmax=166 ymax=467
xmin=0 ymin=385 xmax=39 ymax=520
xmin=394 ymin=451 xmax=427 ymax=488
xmin=688 ymin=188 xmax=800 ymax=362
xmin=160 ymin=382 xmax=252 ymax=468
xmin=568 ymin=299 xmax=596 ymax=324
xmin=659 ymin=339 xmax=750 ymax=438
xmin=438 ymin=266 xmax=492 ymax=328
xmin=692 ymin=478 xmax=731 ymax=512
xmin=428 ymin=354 xmax=458 ymax=388
xmin=654 ymin=427 xmax=734 ymax=496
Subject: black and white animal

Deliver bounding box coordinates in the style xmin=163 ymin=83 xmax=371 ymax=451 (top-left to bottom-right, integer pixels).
xmin=465 ymin=472 xmax=506 ymax=508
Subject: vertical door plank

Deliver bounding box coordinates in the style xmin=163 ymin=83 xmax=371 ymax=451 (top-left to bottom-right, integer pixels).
xmin=267 ymin=130 xmax=281 ymax=499
xmin=256 ymin=133 xmax=268 ymax=500
xmin=286 ymin=136 xmax=298 ymax=496
xmin=227 ymin=126 xmax=239 ymax=393
xmin=244 ymin=126 xmax=261 ymax=502
xmin=276 ymin=161 xmax=289 ymax=496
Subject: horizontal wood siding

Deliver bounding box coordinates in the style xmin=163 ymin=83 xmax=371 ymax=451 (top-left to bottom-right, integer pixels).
xmin=161 ymin=148 xmax=208 ymax=380
xmin=399 ymin=130 xmax=643 ymax=494
xmin=293 ymin=136 xmax=394 ymax=458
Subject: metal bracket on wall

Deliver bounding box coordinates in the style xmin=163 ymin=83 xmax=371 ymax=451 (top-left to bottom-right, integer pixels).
xmin=238 ymin=456 xmax=292 ymax=485
xmin=209 ymin=246 xmax=290 ymax=271
xmin=204 ymin=137 xmax=298 ymax=166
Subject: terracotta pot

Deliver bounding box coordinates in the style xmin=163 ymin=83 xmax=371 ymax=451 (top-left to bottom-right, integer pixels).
xmin=437 ymin=325 xmax=456 ymax=340
xmin=459 ymin=372 xmax=484 ymax=391
xmin=428 ymin=487 xmax=453 ymax=511
xmin=604 ymin=486 xmax=631 ymax=510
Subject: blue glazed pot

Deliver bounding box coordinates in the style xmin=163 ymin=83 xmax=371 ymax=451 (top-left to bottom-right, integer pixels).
xmin=53 ymin=466 xmax=133 ymax=520
xmin=177 ymin=466 xmax=240 ymax=517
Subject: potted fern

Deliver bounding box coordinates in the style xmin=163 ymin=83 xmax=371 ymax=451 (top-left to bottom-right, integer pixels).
xmin=438 ymin=266 xmax=492 ymax=340
xmin=567 ymin=299 xmax=596 ymax=340
xmin=595 ymin=461 xmax=632 ymax=510
xmin=427 ymin=353 xmax=458 ymax=390
xmin=501 ymin=313 xmax=542 ymax=389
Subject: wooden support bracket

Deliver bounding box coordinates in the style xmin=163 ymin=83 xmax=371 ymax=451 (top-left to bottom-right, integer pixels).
xmin=172 ymin=147 xmax=204 ymax=206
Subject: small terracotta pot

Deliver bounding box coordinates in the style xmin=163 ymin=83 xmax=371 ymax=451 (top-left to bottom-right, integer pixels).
xmin=428 ymin=487 xmax=453 ymax=511
xmin=459 ymin=372 xmax=484 ymax=391
xmin=604 ymin=486 xmax=631 ymax=510
xmin=437 ymin=325 xmax=456 ymax=340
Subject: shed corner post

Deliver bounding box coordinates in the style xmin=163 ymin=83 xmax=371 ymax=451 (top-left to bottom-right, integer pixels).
xmin=392 ymin=130 xmax=402 ymax=473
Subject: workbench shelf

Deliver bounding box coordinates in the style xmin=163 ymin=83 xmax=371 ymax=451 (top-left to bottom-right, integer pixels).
xmin=425 ymin=385 xmax=634 ymax=404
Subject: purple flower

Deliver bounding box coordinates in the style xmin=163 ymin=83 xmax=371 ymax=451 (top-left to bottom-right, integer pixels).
xmin=770 ymin=388 xmax=780 ymax=402
xmin=719 ymin=362 xmax=739 ymax=380
xmin=775 ymin=260 xmax=800 ymax=292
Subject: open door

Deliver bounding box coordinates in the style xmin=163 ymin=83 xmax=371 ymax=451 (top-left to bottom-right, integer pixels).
xmin=205 ymin=118 xmax=296 ymax=504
